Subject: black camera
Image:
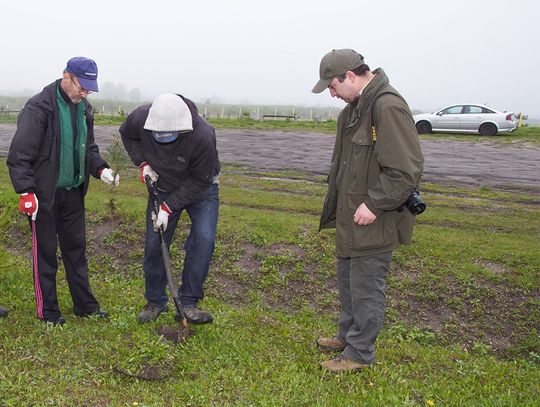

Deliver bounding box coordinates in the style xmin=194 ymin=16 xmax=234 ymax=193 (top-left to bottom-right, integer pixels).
xmin=398 ymin=187 xmax=426 ymax=215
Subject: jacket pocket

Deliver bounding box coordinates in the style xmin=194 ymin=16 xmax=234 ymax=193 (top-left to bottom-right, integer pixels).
xmin=348 ymin=193 xmax=396 ymax=251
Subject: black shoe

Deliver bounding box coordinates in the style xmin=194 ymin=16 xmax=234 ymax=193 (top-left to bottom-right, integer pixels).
xmin=42 ymin=316 xmax=66 ymax=326
xmin=0 ymin=306 xmax=7 ymax=318
xmin=76 ymin=309 xmax=109 ymax=319
xmin=138 ymin=302 xmax=168 ymax=323
xmin=176 ymin=307 xmax=213 ymax=324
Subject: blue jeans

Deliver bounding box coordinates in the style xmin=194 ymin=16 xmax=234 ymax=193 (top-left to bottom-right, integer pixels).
xmin=143 ymin=184 xmax=219 ymax=309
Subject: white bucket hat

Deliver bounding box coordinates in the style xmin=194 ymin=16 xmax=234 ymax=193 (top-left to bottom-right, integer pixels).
xmin=144 ymin=93 xmax=193 ymax=143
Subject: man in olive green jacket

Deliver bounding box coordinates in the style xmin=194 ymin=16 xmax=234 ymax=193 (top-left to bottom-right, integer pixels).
xmin=312 ymin=49 xmax=424 ymax=372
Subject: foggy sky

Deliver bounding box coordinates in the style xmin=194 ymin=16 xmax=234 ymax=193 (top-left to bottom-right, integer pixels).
xmin=1 ymin=0 xmax=539 ymax=115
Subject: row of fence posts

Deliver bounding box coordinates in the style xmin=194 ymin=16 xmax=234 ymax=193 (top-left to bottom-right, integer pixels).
xmin=2 ymin=104 xmax=532 ymax=125
xmin=200 ymin=106 xmax=334 ymax=121
xmin=1 ymin=105 xmax=336 ymax=122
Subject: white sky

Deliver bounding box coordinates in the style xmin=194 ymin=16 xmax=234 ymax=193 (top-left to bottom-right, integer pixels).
xmin=1 ymin=0 xmax=539 ymax=115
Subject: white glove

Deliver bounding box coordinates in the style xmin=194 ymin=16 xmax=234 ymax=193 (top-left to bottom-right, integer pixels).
xmin=100 ymin=168 xmax=120 ymax=186
xmin=151 ymin=202 xmax=172 ymax=231
xmin=139 ymin=162 xmax=158 ymax=183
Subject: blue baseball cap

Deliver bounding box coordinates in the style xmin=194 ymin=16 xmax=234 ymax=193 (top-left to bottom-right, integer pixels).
xmin=151 ymin=131 xmax=179 ymax=144
xmin=65 ymin=57 xmax=99 ymax=92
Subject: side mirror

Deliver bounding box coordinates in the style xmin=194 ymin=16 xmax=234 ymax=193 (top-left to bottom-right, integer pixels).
xmin=437 ymin=111 xmax=443 ymax=116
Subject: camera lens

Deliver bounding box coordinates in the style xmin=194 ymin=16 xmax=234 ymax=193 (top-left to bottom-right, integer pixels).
xmin=404 ymin=189 xmax=426 ymax=215
xmin=410 ymin=200 xmax=426 ymax=215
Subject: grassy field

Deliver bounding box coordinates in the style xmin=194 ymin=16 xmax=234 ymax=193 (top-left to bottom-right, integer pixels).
xmin=0 ymin=157 xmax=539 ymax=405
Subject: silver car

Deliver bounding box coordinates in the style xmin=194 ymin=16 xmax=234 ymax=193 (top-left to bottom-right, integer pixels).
xmin=413 ymin=103 xmax=517 ymax=136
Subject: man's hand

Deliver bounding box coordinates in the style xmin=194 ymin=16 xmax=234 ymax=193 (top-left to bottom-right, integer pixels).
xmin=99 ymin=168 xmax=120 ymax=186
xmin=151 ymin=202 xmax=172 ymax=231
xmin=139 ymin=162 xmax=158 ymax=183
xmin=19 ymin=192 xmax=39 ymax=221
xmin=353 ymin=203 xmax=377 ymax=225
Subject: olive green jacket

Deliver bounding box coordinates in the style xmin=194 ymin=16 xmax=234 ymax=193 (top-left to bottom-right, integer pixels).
xmin=319 ymin=69 xmax=424 ymax=257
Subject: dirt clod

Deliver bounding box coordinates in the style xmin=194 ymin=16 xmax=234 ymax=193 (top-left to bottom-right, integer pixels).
xmin=156 ymin=325 xmax=191 ymax=343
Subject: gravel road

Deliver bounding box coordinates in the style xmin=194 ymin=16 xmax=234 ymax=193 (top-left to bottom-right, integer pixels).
xmin=1 ymin=124 xmax=539 ymax=192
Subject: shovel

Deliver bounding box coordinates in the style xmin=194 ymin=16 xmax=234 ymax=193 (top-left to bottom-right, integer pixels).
xmin=145 ymin=175 xmax=190 ymax=340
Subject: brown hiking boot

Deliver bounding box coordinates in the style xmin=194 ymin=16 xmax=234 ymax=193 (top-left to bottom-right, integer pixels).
xmin=320 ymin=356 xmax=369 ymax=372
xmin=317 ymin=336 xmax=346 ymax=351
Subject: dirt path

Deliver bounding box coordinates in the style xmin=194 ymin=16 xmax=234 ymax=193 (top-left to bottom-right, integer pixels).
xmin=1 ymin=124 xmax=539 ymax=192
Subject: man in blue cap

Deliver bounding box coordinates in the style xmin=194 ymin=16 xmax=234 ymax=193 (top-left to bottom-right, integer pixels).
xmin=6 ymin=56 xmax=119 ymax=325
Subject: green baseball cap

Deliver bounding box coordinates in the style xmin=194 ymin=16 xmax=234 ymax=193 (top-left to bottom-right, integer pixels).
xmin=312 ymin=49 xmax=364 ymax=94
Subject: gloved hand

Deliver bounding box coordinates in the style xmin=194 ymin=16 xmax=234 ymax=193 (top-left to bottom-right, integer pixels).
xmin=151 ymin=202 xmax=172 ymax=231
xmin=139 ymin=162 xmax=158 ymax=183
xmin=19 ymin=192 xmax=39 ymax=221
xmin=99 ymin=168 xmax=120 ymax=186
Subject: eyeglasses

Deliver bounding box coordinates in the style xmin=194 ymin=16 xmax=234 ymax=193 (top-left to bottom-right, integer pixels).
xmin=69 ymin=75 xmax=92 ymax=95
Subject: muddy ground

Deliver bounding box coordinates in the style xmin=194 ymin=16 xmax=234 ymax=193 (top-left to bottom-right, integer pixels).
xmin=1 ymin=124 xmax=539 ymax=191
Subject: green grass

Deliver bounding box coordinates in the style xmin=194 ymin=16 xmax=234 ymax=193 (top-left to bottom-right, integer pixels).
xmin=0 ymin=160 xmax=539 ymax=406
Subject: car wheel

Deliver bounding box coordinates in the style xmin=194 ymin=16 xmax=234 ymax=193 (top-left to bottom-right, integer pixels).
xmin=416 ymin=121 xmax=432 ymax=134
xmin=479 ymin=123 xmax=497 ymax=136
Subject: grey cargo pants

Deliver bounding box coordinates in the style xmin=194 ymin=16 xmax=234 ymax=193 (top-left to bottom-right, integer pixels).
xmin=336 ymin=252 xmax=393 ymax=364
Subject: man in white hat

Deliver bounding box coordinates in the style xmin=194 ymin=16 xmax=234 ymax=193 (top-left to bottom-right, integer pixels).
xmin=120 ymin=93 xmax=220 ymax=324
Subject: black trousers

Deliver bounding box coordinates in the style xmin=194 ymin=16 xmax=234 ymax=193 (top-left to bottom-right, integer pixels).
xmin=31 ymin=186 xmax=99 ymax=321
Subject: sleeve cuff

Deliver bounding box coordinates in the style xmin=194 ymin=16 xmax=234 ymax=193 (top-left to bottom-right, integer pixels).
xmin=363 ymin=197 xmax=383 ymax=216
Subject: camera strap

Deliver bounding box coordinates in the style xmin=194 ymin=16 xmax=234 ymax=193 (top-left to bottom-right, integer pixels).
xmin=369 ymin=90 xmax=426 ymax=215
xmin=369 ymin=90 xmax=401 ymax=144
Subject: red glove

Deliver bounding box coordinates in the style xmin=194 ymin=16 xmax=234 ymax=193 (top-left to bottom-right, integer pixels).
xmin=139 ymin=162 xmax=158 ymax=183
xmin=19 ymin=192 xmax=39 ymax=221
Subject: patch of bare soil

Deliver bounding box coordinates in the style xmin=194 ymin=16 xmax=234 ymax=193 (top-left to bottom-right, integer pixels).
xmin=114 ymin=361 xmax=173 ymax=381
xmin=387 ymin=264 xmax=539 ymax=356
xmin=1 ymin=214 xmax=145 ymax=280
xmin=208 ymin=240 xmax=538 ymax=358
xmin=208 ymin=241 xmax=338 ymax=313
xmin=86 ymin=214 xmax=145 ymax=278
